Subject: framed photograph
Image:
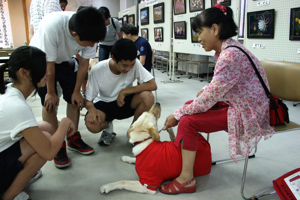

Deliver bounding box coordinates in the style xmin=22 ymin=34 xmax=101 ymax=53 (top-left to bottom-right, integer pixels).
xmin=141 ymin=28 xmax=148 ymax=40
xmin=140 ymin=7 xmax=149 ymax=25
xmin=153 ymin=3 xmax=164 ymax=24
xmin=189 ymin=0 xmax=204 ymax=12
xmin=174 ymin=21 xmax=187 ymax=39
xmin=247 ymin=9 xmax=275 ymax=39
xmin=211 ymin=0 xmax=230 ymax=7
xmin=154 ymin=27 xmax=163 ymax=42
xmin=128 ymin=14 xmax=135 ymax=25
xmin=289 ymin=7 xmax=300 ymax=41
xmin=118 ymin=18 xmax=123 ymax=28
xmin=174 ymin=0 xmax=186 ymax=15
xmin=123 ymin=15 xmax=128 ymax=24
xmin=190 ymin=17 xmax=199 ymax=43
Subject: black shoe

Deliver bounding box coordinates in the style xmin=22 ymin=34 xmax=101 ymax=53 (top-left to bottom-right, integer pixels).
xmin=67 ymin=132 xmax=94 ymax=155
xmin=54 ymin=141 xmax=70 ymax=169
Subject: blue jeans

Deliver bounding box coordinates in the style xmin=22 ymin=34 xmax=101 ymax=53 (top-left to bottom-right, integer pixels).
xmin=98 ymin=44 xmax=113 ymax=61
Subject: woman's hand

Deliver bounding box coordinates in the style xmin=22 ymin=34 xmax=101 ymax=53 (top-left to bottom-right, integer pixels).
xmin=196 ymin=89 xmax=204 ymax=97
xmin=163 ymin=114 xmax=179 ymax=130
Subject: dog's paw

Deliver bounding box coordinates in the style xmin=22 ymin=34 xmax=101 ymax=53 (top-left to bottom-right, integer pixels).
xmin=121 ymin=156 xmax=136 ymax=164
xmin=100 ymin=184 xmax=113 ymax=194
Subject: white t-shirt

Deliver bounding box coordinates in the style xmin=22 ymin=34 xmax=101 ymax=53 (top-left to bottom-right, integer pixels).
xmin=29 ymin=11 xmax=97 ymax=64
xmin=0 ymin=84 xmax=38 ymax=152
xmin=30 ymin=0 xmax=62 ymax=34
xmin=86 ymin=58 xmax=154 ymax=103
xmin=99 ymin=18 xmax=121 ymax=46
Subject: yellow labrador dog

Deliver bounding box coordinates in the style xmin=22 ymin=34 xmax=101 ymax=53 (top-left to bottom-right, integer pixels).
xmin=100 ymin=103 xmax=211 ymax=194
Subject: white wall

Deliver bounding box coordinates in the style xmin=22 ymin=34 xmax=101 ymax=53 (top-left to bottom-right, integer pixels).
xmin=244 ymin=0 xmax=300 ymax=63
xmin=93 ymin=0 xmax=120 ymax=18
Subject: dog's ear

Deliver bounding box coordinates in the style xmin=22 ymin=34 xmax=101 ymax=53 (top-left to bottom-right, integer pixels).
xmin=128 ymin=125 xmax=134 ymax=139
xmin=148 ymin=125 xmax=160 ymax=141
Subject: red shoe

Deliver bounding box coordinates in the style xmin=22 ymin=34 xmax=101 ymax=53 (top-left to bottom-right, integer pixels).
xmin=159 ymin=178 xmax=197 ymax=195
xmin=67 ymin=132 xmax=94 ymax=155
xmin=54 ymin=141 xmax=70 ymax=169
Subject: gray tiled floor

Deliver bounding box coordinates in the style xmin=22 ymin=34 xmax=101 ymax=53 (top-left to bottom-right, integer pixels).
xmin=25 ymin=68 xmax=300 ymax=200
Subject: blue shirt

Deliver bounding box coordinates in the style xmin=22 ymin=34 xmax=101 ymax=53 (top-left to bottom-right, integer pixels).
xmin=134 ymin=37 xmax=152 ymax=72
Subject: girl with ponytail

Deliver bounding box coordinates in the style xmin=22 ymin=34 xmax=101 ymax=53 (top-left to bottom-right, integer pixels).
xmin=160 ymin=4 xmax=274 ymax=194
xmin=0 ymin=46 xmax=75 ymax=199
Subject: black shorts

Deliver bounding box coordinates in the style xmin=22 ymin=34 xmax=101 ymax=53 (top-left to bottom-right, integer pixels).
xmin=93 ymin=94 xmax=136 ymax=122
xmin=38 ymin=60 xmax=77 ymax=105
xmin=0 ymin=141 xmax=23 ymax=194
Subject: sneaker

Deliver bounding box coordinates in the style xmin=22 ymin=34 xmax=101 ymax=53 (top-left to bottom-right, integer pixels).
xmin=54 ymin=141 xmax=70 ymax=169
xmin=28 ymin=170 xmax=42 ymax=183
xmin=98 ymin=131 xmax=116 ymax=146
xmin=67 ymin=132 xmax=94 ymax=155
xmin=13 ymin=191 xmax=30 ymax=200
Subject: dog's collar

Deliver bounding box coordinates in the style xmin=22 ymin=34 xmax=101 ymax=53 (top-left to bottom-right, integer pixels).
xmin=133 ymin=137 xmax=152 ymax=146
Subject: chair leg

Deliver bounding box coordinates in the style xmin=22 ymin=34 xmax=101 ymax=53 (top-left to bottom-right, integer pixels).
xmin=152 ymin=67 xmax=158 ymax=102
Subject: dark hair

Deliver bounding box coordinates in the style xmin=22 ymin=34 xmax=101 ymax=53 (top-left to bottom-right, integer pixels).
xmin=192 ymin=7 xmax=237 ymax=40
xmin=0 ymin=46 xmax=46 ymax=94
xmin=60 ymin=0 xmax=68 ymax=5
xmin=111 ymin=38 xmax=137 ymax=63
xmin=121 ymin=23 xmax=139 ymax=35
xmin=69 ymin=6 xmax=106 ymax=42
xmin=98 ymin=6 xmax=110 ymax=19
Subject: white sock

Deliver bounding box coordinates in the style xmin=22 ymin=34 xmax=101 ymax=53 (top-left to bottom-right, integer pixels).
xmin=103 ymin=121 xmax=113 ymax=134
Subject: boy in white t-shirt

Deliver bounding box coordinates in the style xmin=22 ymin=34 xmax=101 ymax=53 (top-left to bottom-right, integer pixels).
xmin=85 ymin=38 xmax=157 ymax=146
xmin=30 ymin=6 xmax=106 ymax=169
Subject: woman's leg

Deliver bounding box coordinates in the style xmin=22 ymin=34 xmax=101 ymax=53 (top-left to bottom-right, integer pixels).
xmin=161 ymin=106 xmax=228 ymax=193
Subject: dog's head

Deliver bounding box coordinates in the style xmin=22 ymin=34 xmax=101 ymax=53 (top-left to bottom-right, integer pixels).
xmin=128 ymin=102 xmax=161 ymax=144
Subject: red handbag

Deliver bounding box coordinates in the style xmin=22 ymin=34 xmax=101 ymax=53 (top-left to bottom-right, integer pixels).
xmin=269 ymin=95 xmax=289 ymax=125
xmin=226 ymin=46 xmax=289 ymax=126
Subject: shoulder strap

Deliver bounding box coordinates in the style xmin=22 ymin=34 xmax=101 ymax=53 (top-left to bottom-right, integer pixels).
xmin=111 ymin=18 xmax=116 ymax=31
xmin=225 ymin=45 xmax=271 ymax=98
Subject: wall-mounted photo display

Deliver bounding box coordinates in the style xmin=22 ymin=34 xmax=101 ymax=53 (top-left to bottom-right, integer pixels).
xmin=128 ymin=14 xmax=135 ymax=25
xmin=141 ymin=28 xmax=148 ymax=40
xmin=211 ymin=0 xmax=230 ymax=7
xmin=174 ymin=0 xmax=186 ymax=15
xmin=153 ymin=3 xmax=164 ymax=24
xmin=123 ymin=15 xmax=128 ymax=24
xmin=174 ymin=21 xmax=187 ymax=39
xmin=118 ymin=18 xmax=123 ymax=28
xmin=140 ymin=7 xmax=149 ymax=25
xmin=154 ymin=27 xmax=163 ymax=42
xmin=247 ymin=9 xmax=275 ymax=39
xmin=190 ymin=17 xmax=199 ymax=43
xmin=189 ymin=0 xmax=205 ymax=12
xmin=289 ymin=7 xmax=300 ymax=41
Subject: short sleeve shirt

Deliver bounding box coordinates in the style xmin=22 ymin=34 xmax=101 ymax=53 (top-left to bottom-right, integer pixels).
xmin=0 ymin=84 xmax=38 ymax=152
xmin=29 ymin=11 xmax=97 ymax=64
xmin=99 ymin=18 xmax=121 ymax=46
xmin=134 ymin=37 xmax=152 ymax=71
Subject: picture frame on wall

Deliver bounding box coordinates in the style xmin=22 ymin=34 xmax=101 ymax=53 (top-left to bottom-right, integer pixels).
xmin=247 ymin=9 xmax=275 ymax=39
xmin=189 ymin=0 xmax=205 ymax=12
xmin=174 ymin=0 xmax=186 ymax=15
xmin=190 ymin=17 xmax=200 ymax=43
xmin=289 ymin=7 xmax=300 ymax=41
xmin=211 ymin=0 xmax=230 ymax=7
xmin=154 ymin=27 xmax=163 ymax=42
xmin=174 ymin=21 xmax=187 ymax=39
xmin=123 ymin=15 xmax=128 ymax=24
xmin=153 ymin=3 xmax=164 ymax=24
xmin=128 ymin=14 xmax=135 ymax=25
xmin=141 ymin=28 xmax=148 ymax=40
xmin=140 ymin=7 xmax=149 ymax=25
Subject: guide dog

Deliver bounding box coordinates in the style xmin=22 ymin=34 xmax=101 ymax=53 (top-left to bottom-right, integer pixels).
xmin=100 ymin=103 xmax=212 ymax=194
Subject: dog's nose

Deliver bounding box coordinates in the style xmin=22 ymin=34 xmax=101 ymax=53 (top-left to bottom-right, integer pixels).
xmin=155 ymin=102 xmax=160 ymax=106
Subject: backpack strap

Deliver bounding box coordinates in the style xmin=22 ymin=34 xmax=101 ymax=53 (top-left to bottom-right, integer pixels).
xmin=111 ymin=18 xmax=116 ymax=31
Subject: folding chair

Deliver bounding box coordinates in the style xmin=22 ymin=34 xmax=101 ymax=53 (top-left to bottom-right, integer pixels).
xmin=207 ymin=59 xmax=300 ymax=200
xmin=152 ymin=49 xmax=158 ymax=102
